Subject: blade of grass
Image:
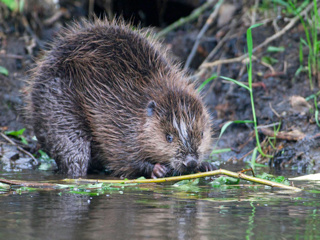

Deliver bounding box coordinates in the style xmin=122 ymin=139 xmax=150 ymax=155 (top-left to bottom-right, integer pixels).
xmin=220 ymin=76 xmax=250 ymax=91
xmin=198 ymin=74 xmax=217 ymax=92
xmin=210 ymin=148 xmax=231 ymax=154
xmin=0 ymin=66 xmax=9 ymax=76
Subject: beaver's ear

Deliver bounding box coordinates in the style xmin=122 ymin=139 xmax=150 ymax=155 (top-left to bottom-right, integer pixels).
xmin=146 ymin=100 xmax=156 ymax=117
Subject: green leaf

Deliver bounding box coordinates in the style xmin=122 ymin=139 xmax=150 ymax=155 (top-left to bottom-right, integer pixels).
xmin=272 ymin=0 xmax=290 ymax=8
xmin=38 ymin=163 xmax=54 ymax=171
xmin=5 ymin=128 xmax=26 ymax=137
xmin=0 ymin=66 xmax=9 ymax=76
xmin=212 ymin=120 xmax=254 ymax=155
xmin=210 ymin=176 xmax=240 ymax=188
xmin=5 ymin=128 xmax=29 ymax=145
xmin=248 ymin=23 xmax=264 ymax=30
xmin=217 ymin=120 xmax=254 ymax=140
xmin=0 ymin=0 xmax=18 ymax=11
xmin=174 ymin=179 xmax=199 ymax=186
xmin=267 ymin=46 xmax=285 ymax=52
xmin=197 ymin=74 xmax=217 ymax=92
xmin=220 ymin=76 xmax=250 ymax=91
xmin=261 ymin=56 xmax=279 ymax=65
xmin=256 ymin=173 xmax=289 ymax=185
xmin=173 ymin=179 xmax=200 ymax=192
xmin=20 ymin=137 xmax=28 ymax=145
xmin=38 ymin=150 xmax=55 ymax=163
xmin=294 ymin=65 xmax=305 ymax=77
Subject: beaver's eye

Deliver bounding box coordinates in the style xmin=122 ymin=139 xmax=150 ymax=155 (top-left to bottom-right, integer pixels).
xmin=201 ymin=131 xmax=204 ymax=139
xmin=166 ymin=134 xmax=173 ymax=143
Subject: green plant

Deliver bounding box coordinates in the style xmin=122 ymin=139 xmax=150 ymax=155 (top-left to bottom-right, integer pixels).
xmin=197 ymin=74 xmax=217 ymax=92
xmin=306 ymin=91 xmax=320 ymax=127
xmin=260 ymin=0 xmax=309 ymax=16
xmin=215 ymin=24 xmax=273 ymax=167
xmin=0 ymin=0 xmax=24 ymax=12
xmin=267 ymin=123 xmax=282 ymax=149
xmin=290 ymin=0 xmax=320 ymax=90
xmin=0 ymin=66 xmax=8 ymax=76
xmin=5 ymin=128 xmax=28 ymax=144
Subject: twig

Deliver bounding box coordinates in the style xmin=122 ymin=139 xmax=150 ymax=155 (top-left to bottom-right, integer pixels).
xmin=156 ymin=0 xmax=217 ymax=38
xmin=0 ymin=53 xmax=24 ymax=59
xmin=0 ymin=133 xmax=39 ymax=165
xmin=202 ymin=55 xmax=246 ymax=68
xmin=43 ymin=8 xmax=69 ymax=26
xmin=88 ymin=0 xmax=95 ymax=19
xmin=200 ymin=23 xmax=234 ymax=67
xmin=21 ymin=15 xmax=44 ymax=49
xmin=62 ymin=169 xmax=301 ymax=191
xmin=269 ymin=102 xmax=281 ymax=118
xmin=201 ymin=1 xmax=315 ymax=68
xmin=256 ymin=122 xmax=280 ymax=129
xmin=0 ymin=178 xmax=56 ymax=187
xmin=184 ymin=0 xmax=224 ymax=70
xmin=251 ymin=0 xmax=259 ymax=25
xmin=259 ymin=128 xmax=305 ymax=141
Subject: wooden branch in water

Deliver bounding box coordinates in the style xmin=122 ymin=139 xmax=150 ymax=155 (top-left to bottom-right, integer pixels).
xmin=63 ymin=169 xmax=302 ymax=191
xmin=0 ymin=170 xmax=301 ymax=191
xmin=0 ymin=178 xmax=57 ymax=187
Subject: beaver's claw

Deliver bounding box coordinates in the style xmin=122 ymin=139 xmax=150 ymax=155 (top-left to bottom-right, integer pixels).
xmin=151 ymin=163 xmax=168 ymax=179
xmin=198 ymin=162 xmax=216 ymax=172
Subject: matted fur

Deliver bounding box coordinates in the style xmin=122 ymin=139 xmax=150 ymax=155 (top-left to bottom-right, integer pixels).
xmin=26 ymin=18 xmax=213 ymax=178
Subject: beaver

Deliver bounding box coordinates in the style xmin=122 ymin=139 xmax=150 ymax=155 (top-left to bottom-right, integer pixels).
xmin=27 ymin=19 xmax=215 ymax=178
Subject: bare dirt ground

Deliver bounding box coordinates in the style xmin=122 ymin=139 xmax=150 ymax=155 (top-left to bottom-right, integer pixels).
xmin=1 ymin=0 xmax=319 ymax=174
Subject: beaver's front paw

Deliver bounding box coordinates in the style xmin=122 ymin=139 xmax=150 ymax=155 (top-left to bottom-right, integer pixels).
xmin=151 ymin=163 xmax=168 ymax=179
xmin=198 ymin=162 xmax=216 ymax=172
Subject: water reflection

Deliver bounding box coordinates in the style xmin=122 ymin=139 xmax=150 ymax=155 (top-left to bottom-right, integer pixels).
xmin=0 ymin=181 xmax=319 ymax=239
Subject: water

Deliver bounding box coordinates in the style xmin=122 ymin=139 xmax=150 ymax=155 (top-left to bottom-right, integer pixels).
xmin=0 ymin=169 xmax=319 ymax=240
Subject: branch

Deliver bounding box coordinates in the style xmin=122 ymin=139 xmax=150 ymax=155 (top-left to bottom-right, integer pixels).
xmin=184 ymin=0 xmax=224 ymax=70
xmin=63 ymin=169 xmax=301 ymax=191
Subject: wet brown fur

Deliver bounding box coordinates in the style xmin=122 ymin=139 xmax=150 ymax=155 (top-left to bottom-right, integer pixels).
xmin=27 ymin=19 xmax=213 ymax=178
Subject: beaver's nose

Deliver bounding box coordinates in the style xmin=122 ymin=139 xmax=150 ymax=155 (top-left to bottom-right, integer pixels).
xmin=184 ymin=154 xmax=198 ymax=170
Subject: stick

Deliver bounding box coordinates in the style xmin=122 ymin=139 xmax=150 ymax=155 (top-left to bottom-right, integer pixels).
xmin=184 ymin=0 xmax=224 ymax=70
xmin=201 ymin=1 xmax=315 ymax=68
xmin=62 ymin=169 xmax=301 ymax=191
xmin=259 ymin=128 xmax=305 ymax=141
xmin=0 ymin=169 xmax=301 ymax=191
xmin=0 ymin=178 xmax=56 ymax=187
xmin=0 ymin=53 xmax=24 ymax=59
xmin=156 ymin=0 xmax=217 ymax=38
xmin=0 ymin=133 xmax=39 ymax=165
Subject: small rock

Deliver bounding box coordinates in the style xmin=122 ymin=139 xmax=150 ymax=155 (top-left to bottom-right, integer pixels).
xmin=218 ymin=4 xmax=237 ymax=27
xmin=290 ymin=95 xmax=311 ymax=114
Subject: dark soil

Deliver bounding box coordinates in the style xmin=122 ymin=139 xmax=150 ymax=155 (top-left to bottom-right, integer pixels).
xmin=1 ymin=0 xmax=319 ymax=175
